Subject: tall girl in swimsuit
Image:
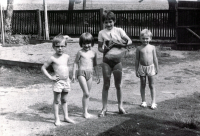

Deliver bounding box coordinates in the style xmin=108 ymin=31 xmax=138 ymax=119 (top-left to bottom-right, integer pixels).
xmin=98 ymin=10 xmax=132 ymax=117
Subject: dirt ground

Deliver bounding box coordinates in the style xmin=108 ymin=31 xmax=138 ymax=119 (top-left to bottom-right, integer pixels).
xmin=0 ymin=42 xmax=200 ymax=136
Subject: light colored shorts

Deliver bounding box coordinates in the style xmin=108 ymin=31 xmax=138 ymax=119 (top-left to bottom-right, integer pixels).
xmin=137 ymin=63 xmax=156 ymax=76
xmin=52 ymin=78 xmax=71 ymax=93
xmin=77 ymin=70 xmax=93 ymax=81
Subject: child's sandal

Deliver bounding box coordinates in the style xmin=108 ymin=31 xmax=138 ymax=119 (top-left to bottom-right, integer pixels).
xmin=140 ymin=102 xmax=147 ymax=107
xmin=151 ymin=103 xmax=157 ymax=110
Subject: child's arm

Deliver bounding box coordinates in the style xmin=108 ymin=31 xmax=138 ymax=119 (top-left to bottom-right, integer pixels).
xmin=41 ymin=57 xmax=58 ymax=81
xmin=93 ymin=52 xmax=100 ymax=84
xmin=98 ymin=41 xmax=106 ymax=53
xmin=122 ymin=34 xmax=132 ymax=46
xmin=72 ymin=51 xmax=81 ymax=82
xmin=110 ymin=29 xmax=132 ymax=48
xmin=153 ymin=46 xmax=158 ymax=74
xmin=135 ymin=48 xmax=140 ymax=77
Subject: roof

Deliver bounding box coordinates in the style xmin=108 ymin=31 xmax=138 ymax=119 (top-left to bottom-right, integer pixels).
xmin=2 ymin=0 xmax=169 ymax=10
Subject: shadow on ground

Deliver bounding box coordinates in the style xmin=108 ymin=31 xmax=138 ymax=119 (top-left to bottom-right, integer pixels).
xmin=43 ymin=92 xmax=200 ymax=136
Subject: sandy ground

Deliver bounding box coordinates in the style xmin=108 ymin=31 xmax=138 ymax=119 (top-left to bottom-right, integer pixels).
xmin=0 ymin=42 xmax=200 ymax=136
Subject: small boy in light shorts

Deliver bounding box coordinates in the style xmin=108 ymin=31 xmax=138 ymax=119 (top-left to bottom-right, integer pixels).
xmin=135 ymin=29 xmax=158 ymax=109
xmin=137 ymin=63 xmax=156 ymax=77
xmin=53 ymin=78 xmax=71 ymax=93
xmin=41 ymin=35 xmax=75 ymax=126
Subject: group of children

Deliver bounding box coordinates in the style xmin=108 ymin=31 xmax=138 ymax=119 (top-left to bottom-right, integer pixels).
xmin=41 ymin=10 xmax=158 ymax=126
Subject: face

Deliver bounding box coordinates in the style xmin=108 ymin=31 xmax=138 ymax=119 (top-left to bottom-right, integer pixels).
xmin=140 ymin=34 xmax=151 ymax=45
xmin=82 ymin=43 xmax=92 ymax=51
xmin=54 ymin=40 xmax=66 ymax=55
xmin=104 ymin=19 xmax=115 ymax=30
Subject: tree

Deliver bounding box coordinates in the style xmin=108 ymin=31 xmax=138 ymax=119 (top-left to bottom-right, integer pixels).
xmin=68 ymin=0 xmax=75 ymax=10
xmin=168 ymin=0 xmax=177 ymax=10
xmin=5 ymin=0 xmax=13 ymax=37
xmin=83 ymin=0 xmax=86 ymax=10
xmin=4 ymin=0 xmax=15 ymax=44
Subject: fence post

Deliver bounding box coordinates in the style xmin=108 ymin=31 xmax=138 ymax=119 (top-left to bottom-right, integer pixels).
xmin=100 ymin=8 xmax=104 ymax=30
xmin=43 ymin=0 xmax=49 ymax=40
xmin=0 ymin=2 xmax=5 ymax=45
xmin=36 ymin=9 xmax=42 ymax=40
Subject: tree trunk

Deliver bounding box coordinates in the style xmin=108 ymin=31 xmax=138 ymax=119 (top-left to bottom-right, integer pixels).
xmin=5 ymin=0 xmax=13 ymax=35
xmin=68 ymin=0 xmax=75 ymax=10
xmin=83 ymin=0 xmax=86 ymax=10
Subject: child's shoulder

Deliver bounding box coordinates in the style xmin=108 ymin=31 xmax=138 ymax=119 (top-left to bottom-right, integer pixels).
xmin=62 ymin=53 xmax=70 ymax=58
xmin=148 ymin=44 xmax=156 ymax=49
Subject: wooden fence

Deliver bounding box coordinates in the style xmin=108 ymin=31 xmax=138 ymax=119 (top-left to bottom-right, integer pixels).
xmin=1 ymin=9 xmax=176 ymax=40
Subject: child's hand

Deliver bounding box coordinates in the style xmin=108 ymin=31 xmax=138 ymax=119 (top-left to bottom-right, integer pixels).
xmin=136 ymin=72 xmax=140 ymax=78
xmin=71 ymin=76 xmax=76 ymax=83
xmin=155 ymin=70 xmax=158 ymax=75
xmin=51 ymin=75 xmax=60 ymax=82
xmin=96 ymin=78 xmax=100 ymax=84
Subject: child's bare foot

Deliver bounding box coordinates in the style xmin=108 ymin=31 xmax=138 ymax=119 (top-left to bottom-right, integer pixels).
xmin=83 ymin=113 xmax=97 ymax=119
xmin=64 ymin=118 xmax=76 ymax=124
xmin=54 ymin=120 xmax=61 ymax=126
xmin=119 ymin=107 xmax=127 ymax=114
xmin=98 ymin=109 xmax=107 ymax=117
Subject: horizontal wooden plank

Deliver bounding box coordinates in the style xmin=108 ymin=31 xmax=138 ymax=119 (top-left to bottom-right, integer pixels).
xmin=177 ymin=43 xmax=200 ymax=45
xmin=177 ymin=26 xmax=200 ymax=28
xmin=177 ymin=7 xmax=200 ymax=10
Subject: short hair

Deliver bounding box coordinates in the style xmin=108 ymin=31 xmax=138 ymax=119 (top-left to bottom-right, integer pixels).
xmin=140 ymin=29 xmax=153 ymax=38
xmin=102 ymin=10 xmax=116 ymax=22
xmin=79 ymin=32 xmax=94 ymax=47
xmin=52 ymin=34 xmax=67 ymax=47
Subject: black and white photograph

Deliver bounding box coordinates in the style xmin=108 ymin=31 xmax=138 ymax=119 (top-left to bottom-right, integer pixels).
xmin=0 ymin=0 xmax=200 ymax=135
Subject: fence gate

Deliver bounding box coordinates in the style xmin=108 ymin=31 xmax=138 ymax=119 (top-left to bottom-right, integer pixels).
xmin=176 ymin=1 xmax=200 ymax=50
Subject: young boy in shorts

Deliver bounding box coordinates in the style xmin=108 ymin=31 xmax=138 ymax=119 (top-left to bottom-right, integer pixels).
xmin=135 ymin=29 xmax=158 ymax=109
xmin=41 ymin=35 xmax=75 ymax=126
xmin=98 ymin=10 xmax=132 ymax=117
xmin=72 ymin=32 xmax=100 ymax=118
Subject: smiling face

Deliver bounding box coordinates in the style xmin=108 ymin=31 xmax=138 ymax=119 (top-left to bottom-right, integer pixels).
xmin=104 ymin=19 xmax=115 ymax=30
xmin=82 ymin=42 xmax=92 ymax=51
xmin=140 ymin=34 xmax=152 ymax=46
xmin=53 ymin=39 xmax=66 ymax=55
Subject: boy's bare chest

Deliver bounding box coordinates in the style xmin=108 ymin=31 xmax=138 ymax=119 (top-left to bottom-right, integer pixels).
xmin=52 ymin=56 xmax=68 ymax=65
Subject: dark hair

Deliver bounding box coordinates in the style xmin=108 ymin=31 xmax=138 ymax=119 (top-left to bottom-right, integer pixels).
xmin=79 ymin=32 xmax=94 ymax=47
xmin=102 ymin=10 xmax=116 ymax=22
xmin=52 ymin=34 xmax=67 ymax=47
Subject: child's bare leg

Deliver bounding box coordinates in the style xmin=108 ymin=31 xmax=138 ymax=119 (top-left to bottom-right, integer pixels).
xmin=61 ymin=92 xmax=75 ymax=123
xmin=148 ymin=76 xmax=156 ymax=104
xmin=78 ymin=76 xmax=95 ymax=118
xmin=53 ymin=92 xmax=61 ymax=126
xmin=99 ymin=63 xmax=112 ymax=115
xmin=113 ymin=69 xmax=126 ymax=114
xmin=140 ymin=76 xmax=146 ymax=102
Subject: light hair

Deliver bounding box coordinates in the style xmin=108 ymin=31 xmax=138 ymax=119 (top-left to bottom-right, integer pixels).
xmin=52 ymin=34 xmax=67 ymax=47
xmin=140 ymin=29 xmax=153 ymax=38
xmin=79 ymin=32 xmax=94 ymax=47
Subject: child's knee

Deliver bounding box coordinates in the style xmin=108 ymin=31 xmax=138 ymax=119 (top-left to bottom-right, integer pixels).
xmin=141 ymin=83 xmax=146 ymax=88
xmin=83 ymin=93 xmax=90 ymax=98
xmin=103 ymin=82 xmax=110 ymax=90
xmin=61 ymin=98 xmax=67 ymax=104
xmin=115 ymin=83 xmax=121 ymax=90
xmin=54 ymin=100 xmax=60 ymax=104
xmin=149 ymin=84 xmax=154 ymax=90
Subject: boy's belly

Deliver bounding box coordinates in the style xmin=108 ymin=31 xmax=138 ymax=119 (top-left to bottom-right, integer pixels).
xmin=54 ymin=69 xmax=69 ymax=80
